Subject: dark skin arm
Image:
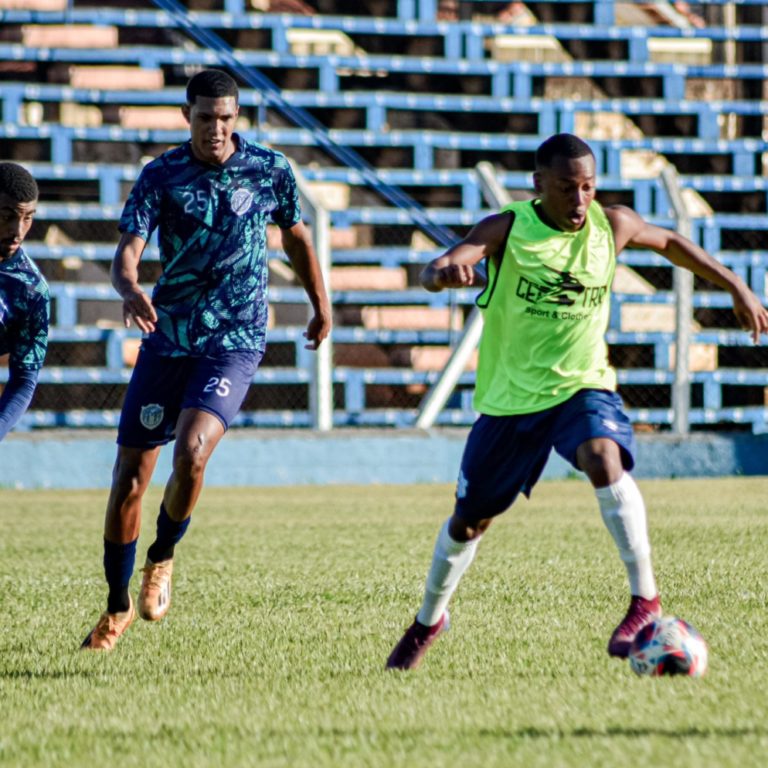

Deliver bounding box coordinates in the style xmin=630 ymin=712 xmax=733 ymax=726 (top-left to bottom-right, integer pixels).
xmin=606 ymin=205 xmax=768 ymax=343
xmin=281 ymin=220 xmax=332 ymax=350
xmin=111 ymin=232 xmax=158 ymax=334
xmin=420 ymin=212 xmax=512 ymax=292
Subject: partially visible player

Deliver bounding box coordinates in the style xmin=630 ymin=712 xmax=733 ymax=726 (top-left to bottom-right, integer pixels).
xmin=386 ymin=133 xmax=768 ymax=670
xmin=0 ymin=163 xmax=49 ymax=442
xmin=81 ymin=70 xmax=331 ymax=650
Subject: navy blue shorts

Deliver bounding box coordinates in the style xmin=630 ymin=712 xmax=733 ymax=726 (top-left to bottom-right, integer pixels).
xmin=117 ymin=346 xmax=263 ymax=448
xmin=454 ymin=389 xmax=636 ymax=522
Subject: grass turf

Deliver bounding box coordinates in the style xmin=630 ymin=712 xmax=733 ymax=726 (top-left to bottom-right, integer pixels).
xmin=1 ymin=478 xmax=766 ymax=767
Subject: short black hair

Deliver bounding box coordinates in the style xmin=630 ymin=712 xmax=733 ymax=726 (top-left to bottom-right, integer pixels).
xmin=0 ymin=162 xmax=38 ymax=203
xmin=186 ymin=69 xmax=239 ymax=106
xmin=535 ymin=133 xmax=594 ymax=169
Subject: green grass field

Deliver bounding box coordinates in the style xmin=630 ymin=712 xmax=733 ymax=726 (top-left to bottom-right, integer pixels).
xmin=1 ymin=478 xmax=767 ymax=767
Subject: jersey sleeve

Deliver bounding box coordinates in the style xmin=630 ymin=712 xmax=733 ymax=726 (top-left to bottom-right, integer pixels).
xmin=270 ymin=155 xmax=302 ymax=230
xmin=0 ymin=367 xmax=38 ymax=441
xmin=10 ymin=287 xmax=49 ymax=371
xmin=119 ymin=165 xmax=162 ymax=240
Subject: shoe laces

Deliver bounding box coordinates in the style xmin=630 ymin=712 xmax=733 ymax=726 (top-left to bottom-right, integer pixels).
xmin=93 ymin=612 xmax=120 ymax=640
xmin=621 ymin=597 xmax=659 ymax=635
xmin=142 ymin=561 xmax=171 ymax=590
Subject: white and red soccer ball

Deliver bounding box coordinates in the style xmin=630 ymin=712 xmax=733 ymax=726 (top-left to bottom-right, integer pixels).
xmin=628 ymin=616 xmax=708 ymax=677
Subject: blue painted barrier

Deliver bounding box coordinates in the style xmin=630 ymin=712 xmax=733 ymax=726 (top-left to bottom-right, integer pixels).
xmin=1 ymin=430 xmax=766 ymax=490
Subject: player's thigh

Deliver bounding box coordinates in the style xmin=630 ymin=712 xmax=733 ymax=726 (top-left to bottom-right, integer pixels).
xmin=112 ymin=444 xmax=161 ymax=489
xmin=454 ymin=412 xmax=555 ymax=522
xmin=117 ymin=347 xmax=191 ymax=448
xmin=551 ymin=389 xmax=636 ymax=473
xmin=181 ymin=349 xmax=263 ymax=432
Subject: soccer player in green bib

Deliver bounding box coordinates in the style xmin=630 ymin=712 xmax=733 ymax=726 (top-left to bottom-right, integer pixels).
xmin=387 ymin=133 xmax=768 ymax=670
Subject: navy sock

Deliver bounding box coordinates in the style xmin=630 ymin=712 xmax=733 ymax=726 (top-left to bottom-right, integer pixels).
xmin=146 ymin=504 xmax=191 ymax=564
xmin=103 ymin=538 xmax=137 ymax=614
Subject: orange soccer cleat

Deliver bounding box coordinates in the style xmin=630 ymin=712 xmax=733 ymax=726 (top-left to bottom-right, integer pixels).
xmin=81 ymin=597 xmax=136 ymax=651
xmin=138 ymin=558 xmax=174 ymax=621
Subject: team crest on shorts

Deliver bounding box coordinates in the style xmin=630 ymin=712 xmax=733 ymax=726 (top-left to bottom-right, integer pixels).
xmin=231 ymin=188 xmax=254 ymax=216
xmin=140 ymin=403 xmax=164 ymax=430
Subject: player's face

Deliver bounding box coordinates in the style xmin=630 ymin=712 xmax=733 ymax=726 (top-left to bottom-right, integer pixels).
xmin=183 ymin=95 xmax=239 ymax=165
xmin=0 ymin=193 xmax=36 ymax=261
xmin=533 ymin=154 xmax=597 ymax=232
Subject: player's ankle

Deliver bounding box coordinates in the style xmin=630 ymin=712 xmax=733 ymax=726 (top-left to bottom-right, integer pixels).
xmin=107 ymin=587 xmax=131 ymax=614
xmin=146 ymin=543 xmax=175 ymax=563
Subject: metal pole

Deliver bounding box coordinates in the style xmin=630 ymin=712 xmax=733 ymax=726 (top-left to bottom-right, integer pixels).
xmin=661 ymin=164 xmax=693 ymax=436
xmin=723 ymin=2 xmax=738 ymax=139
xmin=414 ymin=310 xmax=484 ymax=429
xmin=294 ymin=168 xmax=334 ymax=431
xmin=415 ymin=162 xmax=510 ymax=429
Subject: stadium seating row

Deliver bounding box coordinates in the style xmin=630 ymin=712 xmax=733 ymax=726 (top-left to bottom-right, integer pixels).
xmin=3 ymin=6 xmax=768 ymax=60
xmin=23 ymin=197 xmax=768 ymax=254
xmin=3 ymin=41 xmax=768 ymax=103
xmin=2 ymin=123 xmax=765 ymax=178
xmin=13 ymin=157 xmax=768 ymax=220
xmin=6 ymin=84 xmax=767 ymax=148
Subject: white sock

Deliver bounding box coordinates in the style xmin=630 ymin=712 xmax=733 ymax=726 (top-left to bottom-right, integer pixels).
xmin=416 ymin=519 xmax=480 ymax=626
xmin=595 ymin=473 xmax=657 ymax=600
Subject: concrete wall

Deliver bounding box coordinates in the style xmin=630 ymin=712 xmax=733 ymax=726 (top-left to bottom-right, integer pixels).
xmin=1 ymin=429 xmax=767 ymax=490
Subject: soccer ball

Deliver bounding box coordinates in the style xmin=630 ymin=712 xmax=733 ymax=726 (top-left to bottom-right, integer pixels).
xmin=628 ymin=616 xmax=708 ymax=677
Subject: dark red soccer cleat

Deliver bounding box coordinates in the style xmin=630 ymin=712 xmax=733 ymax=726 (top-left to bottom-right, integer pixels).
xmin=608 ymin=594 xmax=662 ymax=658
xmin=386 ymin=613 xmax=449 ymax=670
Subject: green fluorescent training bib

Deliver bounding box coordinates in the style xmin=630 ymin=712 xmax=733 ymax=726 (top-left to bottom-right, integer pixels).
xmin=473 ymin=199 xmax=617 ymax=415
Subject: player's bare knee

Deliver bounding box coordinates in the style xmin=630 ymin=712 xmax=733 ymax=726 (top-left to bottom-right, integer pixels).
xmin=579 ymin=450 xmax=623 ymax=487
xmin=173 ymin=441 xmax=210 ymax=480
xmin=448 ymin=514 xmax=492 ymax=542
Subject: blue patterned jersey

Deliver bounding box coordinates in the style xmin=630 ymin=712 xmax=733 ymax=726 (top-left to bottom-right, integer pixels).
xmin=119 ymin=135 xmax=302 ymax=356
xmin=0 ymin=247 xmax=49 ymax=371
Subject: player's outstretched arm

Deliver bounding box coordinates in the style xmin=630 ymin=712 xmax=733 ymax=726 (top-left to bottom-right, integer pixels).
xmin=280 ymin=221 xmax=332 ymax=350
xmin=606 ymin=205 xmax=768 ymax=344
xmin=420 ymin=212 xmax=512 ymax=292
xmin=111 ymin=232 xmax=157 ymax=334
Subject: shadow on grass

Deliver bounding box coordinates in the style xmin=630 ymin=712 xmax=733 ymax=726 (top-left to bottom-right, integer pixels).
xmin=0 ymin=668 xmax=105 ymax=680
xmin=481 ymin=726 xmax=768 ymax=739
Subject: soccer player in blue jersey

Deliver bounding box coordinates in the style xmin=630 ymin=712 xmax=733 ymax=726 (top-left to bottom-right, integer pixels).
xmin=81 ymin=70 xmax=331 ymax=650
xmin=0 ymin=163 xmax=49 ymax=442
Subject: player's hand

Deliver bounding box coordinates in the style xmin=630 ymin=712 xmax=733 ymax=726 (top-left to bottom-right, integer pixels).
xmin=303 ymin=310 xmax=332 ymax=350
xmin=732 ymin=287 xmax=768 ymax=344
xmin=121 ymin=288 xmax=157 ymax=334
xmin=435 ymin=264 xmax=479 ymax=289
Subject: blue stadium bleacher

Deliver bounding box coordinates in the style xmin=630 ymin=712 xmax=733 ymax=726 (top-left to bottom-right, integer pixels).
xmin=1 ymin=0 xmax=767 ymax=431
